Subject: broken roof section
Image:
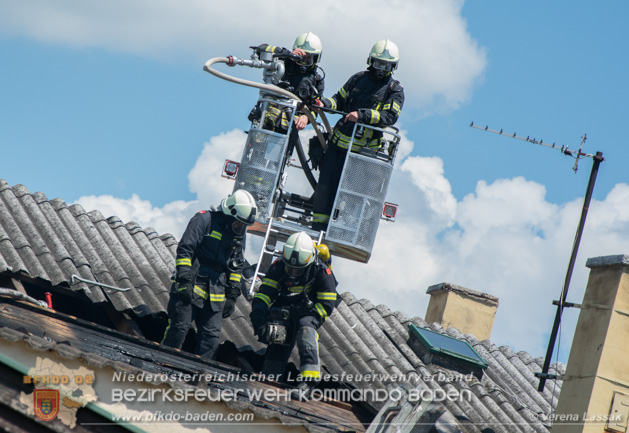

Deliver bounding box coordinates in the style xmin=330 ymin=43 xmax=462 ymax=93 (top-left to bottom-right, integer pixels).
xmin=0 ymin=179 xmax=566 ymax=432
xmin=0 ymin=296 xmax=368 ymax=433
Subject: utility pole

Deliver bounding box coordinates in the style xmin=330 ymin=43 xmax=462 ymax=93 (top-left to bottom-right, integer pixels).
xmin=470 ymin=122 xmax=605 ymax=392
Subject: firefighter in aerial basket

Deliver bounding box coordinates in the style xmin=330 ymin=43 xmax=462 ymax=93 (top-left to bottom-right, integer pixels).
xmin=249 ymin=32 xmax=325 ymax=136
xmin=249 ymin=231 xmax=339 ymax=400
xmin=311 ymin=39 xmax=405 ymax=232
xmin=161 ymin=189 xmax=257 ymax=360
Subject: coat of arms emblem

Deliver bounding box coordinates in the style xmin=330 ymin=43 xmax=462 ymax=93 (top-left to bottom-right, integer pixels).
xmin=34 ymin=389 xmax=60 ymax=421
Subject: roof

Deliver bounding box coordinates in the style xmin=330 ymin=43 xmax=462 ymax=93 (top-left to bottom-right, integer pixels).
xmin=0 ymin=180 xmax=566 ymax=432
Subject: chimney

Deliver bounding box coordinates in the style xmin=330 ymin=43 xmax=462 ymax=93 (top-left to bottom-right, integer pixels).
xmin=425 ymin=282 xmax=499 ymax=341
xmin=552 ymin=255 xmax=629 ymax=433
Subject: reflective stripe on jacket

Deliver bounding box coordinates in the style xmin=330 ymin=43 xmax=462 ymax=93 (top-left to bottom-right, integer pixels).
xmin=252 ymin=260 xmax=338 ymax=323
xmin=324 ymin=70 xmax=404 ymax=152
xmin=175 ymin=210 xmax=246 ymax=307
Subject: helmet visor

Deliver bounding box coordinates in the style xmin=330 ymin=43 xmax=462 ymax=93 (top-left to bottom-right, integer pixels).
xmin=284 ymin=263 xmax=306 ymax=278
xmin=371 ymin=59 xmax=394 ymax=72
xmin=231 ymin=220 xmax=247 ymax=236
xmin=296 ymin=53 xmax=317 ymax=66
xmin=233 ymin=206 xmax=257 ymax=225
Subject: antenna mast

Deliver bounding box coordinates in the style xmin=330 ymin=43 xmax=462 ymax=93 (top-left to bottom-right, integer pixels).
xmin=470 ymin=122 xmax=605 ymax=392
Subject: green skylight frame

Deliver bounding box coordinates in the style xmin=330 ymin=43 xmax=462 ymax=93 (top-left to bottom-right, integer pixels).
xmin=409 ymin=324 xmax=489 ymax=369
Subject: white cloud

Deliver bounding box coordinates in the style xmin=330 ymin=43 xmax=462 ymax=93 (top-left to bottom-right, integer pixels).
xmin=401 ymin=155 xmax=457 ymax=226
xmin=74 ymin=129 xmax=246 ymax=239
xmin=0 ymin=0 xmax=486 ymax=114
xmin=188 ymin=129 xmax=248 ymax=207
xmin=74 ymin=193 xmax=198 ymax=239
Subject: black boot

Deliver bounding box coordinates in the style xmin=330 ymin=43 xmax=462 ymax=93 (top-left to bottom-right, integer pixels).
xmin=289 ymin=381 xmax=314 ymax=401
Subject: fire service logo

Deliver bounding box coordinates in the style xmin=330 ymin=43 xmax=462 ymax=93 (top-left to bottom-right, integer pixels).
xmin=20 ymin=358 xmax=97 ymax=428
xmin=34 ymin=389 xmax=60 ymax=422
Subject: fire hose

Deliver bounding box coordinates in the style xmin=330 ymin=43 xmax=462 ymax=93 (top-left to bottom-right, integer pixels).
xmin=203 ymin=56 xmax=331 ymax=189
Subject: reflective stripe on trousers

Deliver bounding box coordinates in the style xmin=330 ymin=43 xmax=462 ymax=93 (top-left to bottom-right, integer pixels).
xmin=297 ymin=326 xmax=320 ymax=379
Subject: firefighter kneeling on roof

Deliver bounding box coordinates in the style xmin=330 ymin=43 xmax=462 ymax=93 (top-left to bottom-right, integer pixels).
xmin=250 ymin=231 xmax=339 ymax=401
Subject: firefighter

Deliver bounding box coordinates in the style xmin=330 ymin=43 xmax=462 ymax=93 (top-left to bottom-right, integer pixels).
xmin=311 ymin=39 xmax=404 ymax=232
xmin=161 ymin=189 xmax=257 ymax=360
xmin=250 ymin=32 xmax=325 ymax=145
xmin=249 ymin=231 xmax=338 ymax=400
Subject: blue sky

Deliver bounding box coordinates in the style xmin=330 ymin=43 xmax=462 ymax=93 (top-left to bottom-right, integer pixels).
xmin=1 ymin=1 xmax=628 ymax=366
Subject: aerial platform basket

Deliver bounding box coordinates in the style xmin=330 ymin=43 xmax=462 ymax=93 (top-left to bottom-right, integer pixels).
xmin=239 ymin=120 xmax=399 ymax=264
xmin=204 ymin=48 xmax=401 ymax=269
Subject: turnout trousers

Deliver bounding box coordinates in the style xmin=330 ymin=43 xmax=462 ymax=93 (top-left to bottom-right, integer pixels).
xmin=262 ymin=315 xmax=321 ymax=380
xmin=312 ymin=144 xmax=347 ymax=232
xmin=161 ymin=285 xmax=223 ymax=360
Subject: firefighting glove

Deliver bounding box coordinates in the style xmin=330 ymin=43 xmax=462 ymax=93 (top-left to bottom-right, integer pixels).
xmin=176 ymin=265 xmax=192 ymax=285
xmin=222 ymin=298 xmax=237 ymax=318
xmin=176 ymin=281 xmax=193 ymax=306
xmin=250 ymin=309 xmax=267 ymax=338
xmin=308 ymin=135 xmax=325 ymax=171
xmin=223 ymin=276 xmax=241 ymax=320
xmin=226 ymin=279 xmax=242 ymax=299
xmin=254 ymin=44 xmax=270 ymax=54
xmin=256 ymin=325 xmax=270 ymax=344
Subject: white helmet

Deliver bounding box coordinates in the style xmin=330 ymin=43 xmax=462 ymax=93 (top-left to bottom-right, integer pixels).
xmin=283 ymin=232 xmax=316 ymax=277
xmin=367 ymin=39 xmax=399 ymax=74
xmin=292 ymin=32 xmax=322 ymax=66
xmin=221 ymin=190 xmax=257 ymax=235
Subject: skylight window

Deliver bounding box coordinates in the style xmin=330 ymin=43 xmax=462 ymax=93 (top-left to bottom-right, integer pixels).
xmin=409 ymin=324 xmax=488 ymax=369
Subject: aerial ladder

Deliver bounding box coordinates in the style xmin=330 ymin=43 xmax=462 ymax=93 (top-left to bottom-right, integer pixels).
xmin=203 ymin=46 xmax=401 ymax=294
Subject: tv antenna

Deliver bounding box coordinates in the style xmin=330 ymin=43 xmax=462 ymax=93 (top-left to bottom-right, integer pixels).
xmin=470 ymin=122 xmax=596 ymax=172
xmin=470 ymin=122 xmax=605 ymax=392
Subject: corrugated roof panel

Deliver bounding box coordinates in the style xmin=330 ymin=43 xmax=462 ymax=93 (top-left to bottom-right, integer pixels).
xmin=0 ymin=184 xmax=46 ymax=278
xmin=317 ymin=314 xmax=369 ymax=376
xmin=65 ymin=204 xmax=121 ymax=300
xmin=17 ymin=191 xmax=76 ymax=285
xmin=476 ymin=340 xmax=545 ymax=413
xmin=364 ymin=305 xmax=423 ymax=373
xmin=498 ymin=346 xmax=555 ymax=413
xmin=333 ymin=302 xmax=393 ymax=376
xmin=0 ymin=181 xmax=174 ymax=315
xmin=35 ymin=196 xmax=92 ymax=274
xmin=125 ymin=222 xmax=175 ymax=287
xmin=340 ymin=296 xmax=408 ymax=378
xmin=469 ymin=382 xmax=522 ymax=433
xmin=111 ymin=218 xmax=167 ymax=288
xmin=92 ymin=212 xmax=146 ymax=286
xmin=0 ymin=224 xmax=22 ymax=273
xmin=318 ymin=306 xmax=388 ymax=393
